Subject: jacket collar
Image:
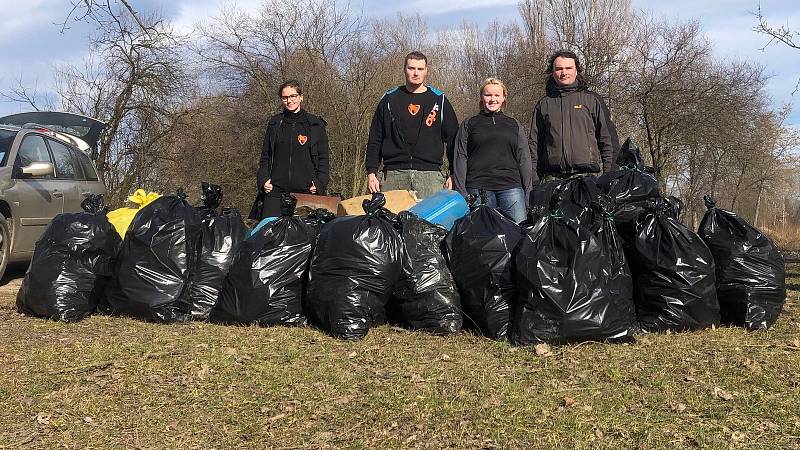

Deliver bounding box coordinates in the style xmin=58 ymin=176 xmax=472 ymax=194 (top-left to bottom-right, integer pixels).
xmin=546 ymin=77 xmax=587 ymax=97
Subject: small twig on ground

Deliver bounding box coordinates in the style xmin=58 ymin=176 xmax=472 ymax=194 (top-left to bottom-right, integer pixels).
xmin=50 ymin=361 xmax=113 ymax=375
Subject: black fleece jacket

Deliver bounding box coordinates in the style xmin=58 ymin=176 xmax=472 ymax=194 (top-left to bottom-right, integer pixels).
xmin=365 ymin=85 xmax=458 ymax=174
xmin=256 ymin=109 xmax=330 ymax=195
xmin=528 ymin=78 xmax=620 ymax=182
xmin=452 ymin=111 xmax=533 ymax=201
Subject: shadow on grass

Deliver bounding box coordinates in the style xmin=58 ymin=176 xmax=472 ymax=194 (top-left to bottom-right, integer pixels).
xmin=0 ymin=263 xmax=27 ymax=287
xmin=787 ymin=284 xmax=800 ymax=293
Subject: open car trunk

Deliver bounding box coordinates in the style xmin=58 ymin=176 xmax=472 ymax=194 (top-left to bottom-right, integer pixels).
xmin=0 ymin=111 xmax=105 ymax=151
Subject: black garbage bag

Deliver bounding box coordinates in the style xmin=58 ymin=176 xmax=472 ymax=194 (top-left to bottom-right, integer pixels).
xmin=196 ymin=181 xmax=223 ymax=211
xmin=305 ymin=193 xmax=404 ymax=340
xmin=211 ymin=194 xmax=312 ymax=326
xmin=102 ymin=190 xmax=202 ymax=323
xmin=190 ymin=182 xmax=246 ymax=320
xmin=190 ymin=216 xmax=247 ymax=320
xmin=301 ymin=208 xmax=336 ymax=238
xmin=445 ymin=202 xmax=523 ymax=340
xmin=698 ymin=196 xmax=785 ymax=330
xmin=389 ymin=212 xmax=462 ymax=335
xmin=529 ymin=175 xmax=599 ymax=228
xmin=597 ymin=138 xmax=661 ymax=241
xmin=665 ymin=196 xmax=684 ymax=220
xmin=16 ymin=195 xmax=121 ymax=322
xmin=597 ymin=140 xmax=660 ymax=205
xmin=626 ymin=200 xmax=720 ymax=332
xmin=511 ymin=197 xmax=636 ymax=345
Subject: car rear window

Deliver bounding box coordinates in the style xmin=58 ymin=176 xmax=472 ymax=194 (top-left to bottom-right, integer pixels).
xmin=72 ymin=148 xmax=99 ymax=181
xmin=47 ymin=139 xmax=78 ymax=179
xmin=0 ymin=129 xmax=16 ymax=165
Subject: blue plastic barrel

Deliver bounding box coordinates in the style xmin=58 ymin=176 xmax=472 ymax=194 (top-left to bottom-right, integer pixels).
xmin=247 ymin=216 xmax=278 ymax=238
xmin=408 ymin=189 xmax=469 ymax=230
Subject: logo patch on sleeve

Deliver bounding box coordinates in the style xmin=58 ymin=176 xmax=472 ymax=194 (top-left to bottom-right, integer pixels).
xmin=425 ymin=104 xmax=440 ymax=127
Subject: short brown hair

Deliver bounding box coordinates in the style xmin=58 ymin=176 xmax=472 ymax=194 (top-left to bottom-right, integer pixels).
xmin=277 ymin=80 xmax=303 ymax=97
xmin=404 ymin=51 xmax=428 ymax=67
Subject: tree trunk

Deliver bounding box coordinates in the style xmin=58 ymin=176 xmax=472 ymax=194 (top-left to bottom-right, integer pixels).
xmin=754 ymin=181 xmax=764 ymax=228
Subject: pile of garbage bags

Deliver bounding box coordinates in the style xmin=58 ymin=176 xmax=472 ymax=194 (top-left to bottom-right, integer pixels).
xmin=15 ymin=153 xmax=788 ymax=346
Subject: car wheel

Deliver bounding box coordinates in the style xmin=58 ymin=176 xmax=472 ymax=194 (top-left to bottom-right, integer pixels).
xmin=0 ymin=216 xmax=9 ymax=281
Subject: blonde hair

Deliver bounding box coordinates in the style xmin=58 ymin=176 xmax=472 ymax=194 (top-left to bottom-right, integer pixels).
xmin=479 ymin=77 xmax=508 ymax=111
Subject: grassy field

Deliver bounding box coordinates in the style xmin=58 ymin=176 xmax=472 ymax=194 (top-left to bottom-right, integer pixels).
xmin=1 ymin=264 xmax=799 ymax=449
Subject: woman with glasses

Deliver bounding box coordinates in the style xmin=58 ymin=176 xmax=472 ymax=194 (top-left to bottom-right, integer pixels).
xmin=451 ymin=78 xmax=532 ymax=223
xmin=256 ymin=80 xmax=330 ymax=218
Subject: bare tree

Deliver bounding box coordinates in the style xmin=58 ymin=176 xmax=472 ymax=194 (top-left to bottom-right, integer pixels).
xmin=754 ymin=4 xmax=800 ymax=50
xmin=51 ymin=1 xmax=191 ymax=204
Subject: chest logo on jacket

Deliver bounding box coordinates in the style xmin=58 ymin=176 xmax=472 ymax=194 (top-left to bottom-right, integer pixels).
xmin=297 ymin=134 xmax=308 ymax=145
xmin=408 ymin=103 xmax=421 ymax=116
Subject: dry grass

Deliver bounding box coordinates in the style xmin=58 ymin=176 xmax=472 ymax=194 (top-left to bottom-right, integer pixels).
xmin=761 ymin=225 xmax=800 ymax=252
xmin=1 ymin=264 xmax=799 ymax=449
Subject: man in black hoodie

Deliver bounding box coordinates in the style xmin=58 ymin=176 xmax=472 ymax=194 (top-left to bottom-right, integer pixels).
xmin=365 ymin=51 xmax=458 ymax=199
xmin=529 ymin=50 xmax=620 ymax=184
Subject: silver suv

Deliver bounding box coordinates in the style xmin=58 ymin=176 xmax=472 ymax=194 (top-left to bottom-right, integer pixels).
xmin=0 ymin=112 xmax=107 ymax=279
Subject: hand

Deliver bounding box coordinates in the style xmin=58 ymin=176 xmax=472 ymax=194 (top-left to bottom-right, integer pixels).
xmin=263 ymin=179 xmax=273 ymax=193
xmin=309 ymin=180 xmax=317 ymax=194
xmin=444 ymin=176 xmax=452 ymax=190
xmin=367 ymin=173 xmax=380 ymax=193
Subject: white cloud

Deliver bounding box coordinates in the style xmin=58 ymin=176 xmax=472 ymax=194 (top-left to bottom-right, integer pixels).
xmin=0 ymin=0 xmax=65 ymax=42
xmin=172 ymin=0 xmax=263 ymax=34
xmin=366 ymin=0 xmax=519 ymax=16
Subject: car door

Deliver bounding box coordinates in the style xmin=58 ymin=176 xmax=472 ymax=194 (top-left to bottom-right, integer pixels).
xmin=46 ymin=138 xmax=83 ymax=213
xmin=7 ymin=134 xmax=63 ymax=256
xmin=70 ymin=146 xmax=107 ymax=201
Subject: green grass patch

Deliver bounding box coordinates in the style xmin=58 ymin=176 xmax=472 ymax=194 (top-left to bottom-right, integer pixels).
xmin=1 ymin=265 xmax=799 ymax=449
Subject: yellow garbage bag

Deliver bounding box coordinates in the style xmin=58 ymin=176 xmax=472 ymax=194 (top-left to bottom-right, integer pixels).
xmin=107 ymin=189 xmax=161 ymax=238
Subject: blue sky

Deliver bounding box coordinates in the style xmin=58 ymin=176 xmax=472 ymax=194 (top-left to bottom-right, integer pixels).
xmin=1 ymin=0 xmax=798 ymax=125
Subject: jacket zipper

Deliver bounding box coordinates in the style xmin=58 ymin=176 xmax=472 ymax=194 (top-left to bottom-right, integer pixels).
xmin=560 ymin=94 xmax=567 ymax=170
xmin=269 ymin=119 xmax=283 ymax=178
xmin=288 ymin=122 xmax=295 ymax=190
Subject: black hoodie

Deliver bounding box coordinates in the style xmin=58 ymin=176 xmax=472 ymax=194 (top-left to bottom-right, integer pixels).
xmin=528 ymin=78 xmax=620 ymax=182
xmin=365 ymin=85 xmax=458 ymax=174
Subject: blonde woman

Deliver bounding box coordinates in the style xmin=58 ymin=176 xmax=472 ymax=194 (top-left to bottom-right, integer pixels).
xmin=452 ymin=78 xmax=532 ymax=223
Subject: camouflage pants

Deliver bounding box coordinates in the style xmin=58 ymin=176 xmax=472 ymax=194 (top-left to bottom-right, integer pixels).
xmin=379 ymin=169 xmax=447 ymax=200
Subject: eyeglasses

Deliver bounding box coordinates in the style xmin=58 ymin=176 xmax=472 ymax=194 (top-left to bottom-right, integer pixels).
xmin=280 ymin=94 xmax=300 ymax=101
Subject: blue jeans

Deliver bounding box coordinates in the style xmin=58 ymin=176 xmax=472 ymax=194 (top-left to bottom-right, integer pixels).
xmin=467 ymin=187 xmax=527 ymax=223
